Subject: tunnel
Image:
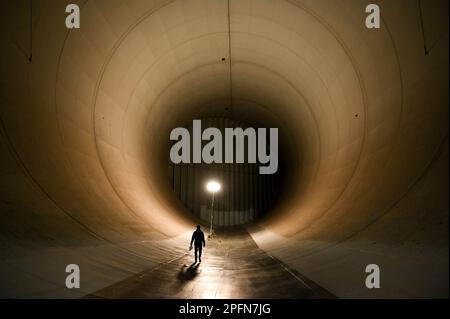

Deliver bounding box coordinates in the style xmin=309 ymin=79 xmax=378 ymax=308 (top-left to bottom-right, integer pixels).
xmin=0 ymin=0 xmax=448 ymax=299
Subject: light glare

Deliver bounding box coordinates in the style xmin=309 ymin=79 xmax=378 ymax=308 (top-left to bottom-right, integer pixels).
xmin=206 ymin=181 xmax=221 ymax=193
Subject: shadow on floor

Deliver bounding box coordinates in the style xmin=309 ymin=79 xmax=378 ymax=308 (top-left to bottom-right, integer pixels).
xmin=177 ymin=262 xmax=200 ymax=282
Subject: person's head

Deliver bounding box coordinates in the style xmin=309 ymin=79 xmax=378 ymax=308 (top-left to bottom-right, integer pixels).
xmin=196 ymin=225 xmax=201 ymax=230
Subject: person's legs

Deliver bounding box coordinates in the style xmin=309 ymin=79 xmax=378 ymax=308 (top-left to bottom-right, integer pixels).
xmin=198 ymin=245 xmax=202 ymax=262
xmin=194 ymin=245 xmax=199 ymax=262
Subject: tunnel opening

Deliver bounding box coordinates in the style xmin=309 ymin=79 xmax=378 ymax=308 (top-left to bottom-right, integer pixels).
xmin=167 ymin=116 xmax=288 ymax=229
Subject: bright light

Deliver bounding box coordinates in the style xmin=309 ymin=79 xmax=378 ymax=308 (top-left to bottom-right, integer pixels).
xmin=206 ymin=181 xmax=221 ymax=193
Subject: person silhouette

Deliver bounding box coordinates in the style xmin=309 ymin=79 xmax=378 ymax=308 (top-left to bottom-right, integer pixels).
xmin=190 ymin=225 xmax=206 ymax=263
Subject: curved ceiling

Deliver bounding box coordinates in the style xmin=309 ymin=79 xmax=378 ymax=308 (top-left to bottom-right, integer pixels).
xmin=0 ymin=0 xmax=448 ymax=298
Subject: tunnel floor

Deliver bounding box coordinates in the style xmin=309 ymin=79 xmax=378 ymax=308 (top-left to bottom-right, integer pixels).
xmin=84 ymin=228 xmax=334 ymax=299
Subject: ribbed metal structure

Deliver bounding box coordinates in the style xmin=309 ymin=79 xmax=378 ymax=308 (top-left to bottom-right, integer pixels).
xmin=169 ymin=117 xmax=280 ymax=226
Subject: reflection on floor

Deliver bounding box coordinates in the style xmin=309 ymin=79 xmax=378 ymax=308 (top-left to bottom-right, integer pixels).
xmin=84 ymin=228 xmax=334 ymax=299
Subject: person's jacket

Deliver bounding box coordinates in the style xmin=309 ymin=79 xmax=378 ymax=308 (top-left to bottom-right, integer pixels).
xmin=191 ymin=230 xmax=205 ymax=246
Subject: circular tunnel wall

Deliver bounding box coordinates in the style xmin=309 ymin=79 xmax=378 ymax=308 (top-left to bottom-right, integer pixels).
xmin=0 ymin=0 xmax=448 ymax=298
